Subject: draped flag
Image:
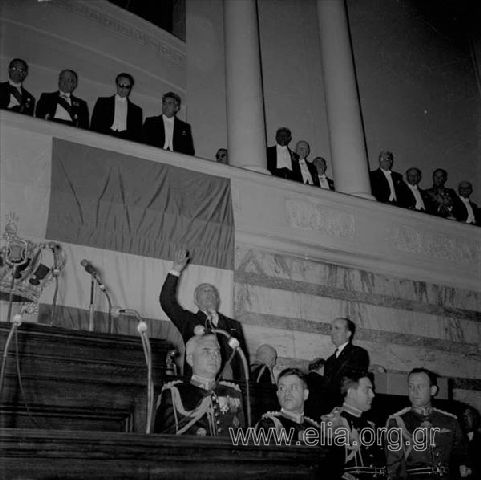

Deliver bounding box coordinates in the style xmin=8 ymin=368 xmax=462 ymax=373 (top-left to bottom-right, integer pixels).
xmin=0 ymin=136 xmax=234 ymax=346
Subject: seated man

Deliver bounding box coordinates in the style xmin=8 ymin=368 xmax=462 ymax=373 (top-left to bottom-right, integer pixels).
xmin=304 ymin=357 xmax=329 ymax=420
xmin=36 ymin=69 xmax=89 ymax=129
xmin=369 ymin=150 xmax=405 ymax=205
xmin=386 ymin=368 xmax=469 ymax=479
xmin=143 ymin=91 xmax=195 ymax=155
xmin=90 ymin=72 xmax=143 ymax=142
xmin=251 ymin=344 xmax=277 ymax=384
xmin=322 ymin=372 xmax=385 ymax=479
xmin=0 ymin=58 xmax=35 ymax=115
xmin=453 ymin=181 xmax=480 ymax=226
xmin=160 ymin=249 xmax=248 ymax=380
xmin=424 ymin=168 xmax=457 ymax=219
xmin=256 ymin=367 xmax=319 ymax=443
xmin=154 ymin=333 xmax=244 ymax=436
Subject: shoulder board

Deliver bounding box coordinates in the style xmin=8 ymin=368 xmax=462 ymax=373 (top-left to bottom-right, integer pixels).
xmin=161 ymin=380 xmax=183 ymax=391
xmin=388 ymin=407 xmax=411 ymax=419
xmin=219 ymin=380 xmax=240 ymax=391
xmin=304 ymin=416 xmax=320 ymax=428
xmin=432 ymin=407 xmax=457 ymax=419
xmin=263 ymin=411 xmax=282 ymax=418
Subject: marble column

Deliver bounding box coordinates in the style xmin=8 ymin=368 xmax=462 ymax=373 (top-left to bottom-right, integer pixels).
xmin=316 ymin=0 xmax=372 ymax=198
xmin=224 ymin=0 xmax=267 ymax=172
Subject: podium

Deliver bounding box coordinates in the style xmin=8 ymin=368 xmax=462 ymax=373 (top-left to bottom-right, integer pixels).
xmin=0 ymin=323 xmax=331 ymax=479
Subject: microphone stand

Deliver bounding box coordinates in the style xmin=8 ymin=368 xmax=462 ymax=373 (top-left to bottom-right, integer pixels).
xmin=88 ymin=277 xmax=95 ymax=331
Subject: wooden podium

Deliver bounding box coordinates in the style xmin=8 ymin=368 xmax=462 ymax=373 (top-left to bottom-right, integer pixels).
xmin=0 ymin=323 xmax=329 ymax=479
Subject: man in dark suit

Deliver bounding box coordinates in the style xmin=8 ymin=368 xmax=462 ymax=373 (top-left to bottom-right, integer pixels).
xmin=324 ymin=317 xmax=369 ymax=412
xmin=0 ymin=58 xmax=35 ymax=116
xmin=312 ymin=156 xmax=335 ymax=191
xmin=160 ymin=249 xmax=248 ymax=380
xmin=266 ymin=127 xmax=301 ymax=181
xmin=143 ymin=91 xmax=195 ymax=155
xmin=90 ymin=73 xmax=142 ymax=142
xmin=369 ymin=150 xmax=405 ymax=205
xmin=294 ymin=140 xmax=318 ymax=185
xmin=397 ymin=167 xmax=428 ymax=212
xmin=35 ymin=69 xmax=89 ymax=129
xmin=453 ymin=181 xmax=480 ymax=226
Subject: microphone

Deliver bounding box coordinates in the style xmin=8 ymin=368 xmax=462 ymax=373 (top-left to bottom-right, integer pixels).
xmin=80 ymin=259 xmax=106 ymax=291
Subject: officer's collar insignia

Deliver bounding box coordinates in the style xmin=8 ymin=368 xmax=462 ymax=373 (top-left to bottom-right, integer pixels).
xmin=190 ymin=374 xmax=216 ymax=391
xmin=342 ymin=402 xmax=363 ymax=418
xmin=412 ymin=405 xmax=433 ymax=416
xmin=281 ymin=409 xmax=304 ymax=424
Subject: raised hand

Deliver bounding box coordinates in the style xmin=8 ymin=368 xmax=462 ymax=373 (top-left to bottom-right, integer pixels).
xmin=172 ymin=248 xmax=190 ymax=274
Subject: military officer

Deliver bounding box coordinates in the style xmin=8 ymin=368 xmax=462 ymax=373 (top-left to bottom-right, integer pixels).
xmin=256 ymin=367 xmax=320 ymax=444
xmin=385 ymin=368 xmax=469 ymax=479
xmin=322 ymin=371 xmax=386 ymax=479
xmin=153 ymin=333 xmax=244 ymax=436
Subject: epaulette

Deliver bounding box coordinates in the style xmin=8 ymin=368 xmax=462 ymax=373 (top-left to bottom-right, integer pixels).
xmin=432 ymin=407 xmax=457 ymax=419
xmin=388 ymin=407 xmax=411 ymax=419
xmin=219 ymin=380 xmax=241 ymax=391
xmin=262 ymin=411 xmax=282 ymax=418
xmin=161 ymin=379 xmax=183 ymax=391
xmin=304 ymin=416 xmax=320 ymax=428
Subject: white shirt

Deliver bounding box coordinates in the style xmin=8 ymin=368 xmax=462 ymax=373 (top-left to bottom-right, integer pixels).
xmin=335 ymin=342 xmax=349 ymax=358
xmin=460 ymin=196 xmax=475 ymax=224
xmin=407 ymin=184 xmax=425 ymax=210
xmin=8 ymin=80 xmax=21 ymax=109
xmin=381 ymin=169 xmax=397 ymax=202
xmin=111 ymin=94 xmax=128 ymax=132
xmin=162 ymin=114 xmax=175 ymax=151
xmin=275 ymin=144 xmax=292 ymax=170
xmin=298 ymin=158 xmax=313 ymax=184
xmin=54 ymin=92 xmax=72 ymax=121
xmin=318 ymin=174 xmax=330 ymax=190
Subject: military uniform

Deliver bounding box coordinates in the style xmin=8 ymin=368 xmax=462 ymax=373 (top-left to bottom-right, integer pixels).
xmin=385 ymin=406 xmax=468 ymax=479
xmin=153 ymin=375 xmax=244 ymax=436
xmin=323 ymin=403 xmax=386 ymax=480
xmin=256 ymin=410 xmax=320 ymax=445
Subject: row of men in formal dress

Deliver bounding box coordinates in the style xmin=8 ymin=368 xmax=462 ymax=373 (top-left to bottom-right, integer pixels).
xmin=370 ymin=151 xmax=480 ymax=226
xmin=0 ymin=59 xmax=195 ymax=154
xmin=155 ymin=249 xmax=478 ymax=478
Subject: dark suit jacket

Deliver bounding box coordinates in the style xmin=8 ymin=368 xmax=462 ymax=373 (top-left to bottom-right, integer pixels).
xmin=35 ymin=90 xmax=89 ymax=129
xmin=143 ymin=115 xmax=195 ymax=155
xmin=0 ymin=81 xmax=35 ymax=116
xmin=90 ymin=95 xmax=143 ymax=142
xmin=369 ymin=168 xmax=405 ymax=204
xmin=453 ymin=196 xmax=480 ymax=225
xmin=424 ymin=186 xmax=458 ymax=218
xmin=324 ymin=343 xmax=369 ymax=410
xmin=266 ymin=146 xmax=302 ymax=181
xmin=160 ymin=273 xmax=248 ymax=379
xmin=397 ymin=183 xmax=428 ymax=211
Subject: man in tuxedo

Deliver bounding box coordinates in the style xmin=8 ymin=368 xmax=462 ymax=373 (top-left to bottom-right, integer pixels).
xmin=0 ymin=58 xmax=35 ymax=116
xmin=312 ymin=156 xmax=335 ymax=191
xmin=324 ymin=317 xmax=369 ymax=412
xmin=294 ymin=140 xmax=318 ymax=185
xmin=424 ymin=168 xmax=458 ymax=219
xmin=142 ymin=91 xmax=195 ymax=155
xmin=90 ymin=73 xmax=143 ymax=142
xmin=266 ymin=127 xmax=301 ymax=181
xmin=453 ymin=181 xmax=480 ymax=226
xmin=398 ymin=167 xmax=427 ymax=212
xmin=35 ymin=69 xmax=89 ymax=129
xmin=160 ymin=249 xmax=247 ymax=380
xmin=369 ymin=150 xmax=405 ymax=205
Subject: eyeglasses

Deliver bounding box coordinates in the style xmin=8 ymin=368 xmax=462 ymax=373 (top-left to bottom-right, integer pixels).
xmin=10 ymin=66 xmax=26 ymax=72
xmin=117 ymin=84 xmax=132 ymax=89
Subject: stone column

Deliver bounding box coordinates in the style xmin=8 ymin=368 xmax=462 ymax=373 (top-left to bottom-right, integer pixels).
xmin=317 ymin=0 xmax=372 ymax=198
xmin=224 ymin=0 xmax=267 ymax=172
